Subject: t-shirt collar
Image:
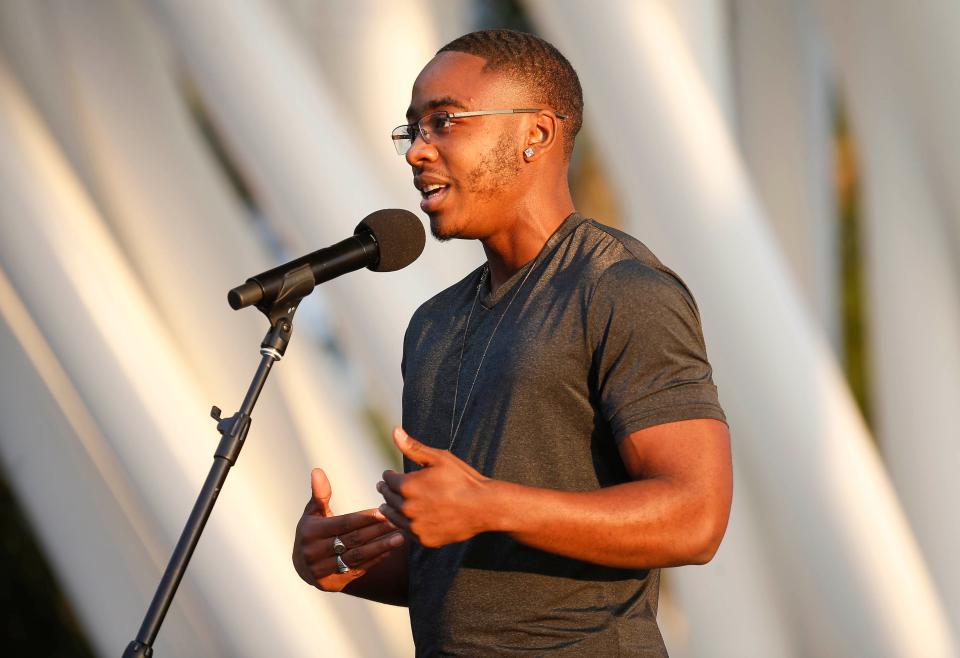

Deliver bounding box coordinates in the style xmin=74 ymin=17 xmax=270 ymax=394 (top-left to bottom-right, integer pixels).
xmin=479 ymin=212 xmax=587 ymax=308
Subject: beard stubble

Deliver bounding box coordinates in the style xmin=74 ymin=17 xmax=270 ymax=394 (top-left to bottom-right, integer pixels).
xmin=430 ymin=132 xmax=522 ymax=241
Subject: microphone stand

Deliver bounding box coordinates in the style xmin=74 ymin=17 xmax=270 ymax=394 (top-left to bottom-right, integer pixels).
xmin=123 ymin=266 xmax=316 ymax=657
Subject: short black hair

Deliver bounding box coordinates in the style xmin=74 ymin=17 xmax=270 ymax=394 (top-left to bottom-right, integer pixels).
xmin=438 ymin=29 xmax=583 ymax=159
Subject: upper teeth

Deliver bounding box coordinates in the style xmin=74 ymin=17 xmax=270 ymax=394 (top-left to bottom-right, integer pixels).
xmin=422 ymin=183 xmax=445 ymax=193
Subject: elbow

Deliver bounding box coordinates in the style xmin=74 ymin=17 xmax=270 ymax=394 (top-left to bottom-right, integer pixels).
xmin=689 ymin=527 xmax=724 ymax=565
xmin=687 ymin=501 xmax=731 ymax=566
xmin=689 ymin=472 xmax=733 ymax=565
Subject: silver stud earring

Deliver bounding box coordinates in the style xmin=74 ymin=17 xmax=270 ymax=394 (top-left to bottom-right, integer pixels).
xmin=524 ymin=147 xmax=535 ymax=158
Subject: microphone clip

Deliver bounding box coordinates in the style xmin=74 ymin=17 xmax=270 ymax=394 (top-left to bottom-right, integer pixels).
xmin=256 ymin=263 xmax=315 ymax=359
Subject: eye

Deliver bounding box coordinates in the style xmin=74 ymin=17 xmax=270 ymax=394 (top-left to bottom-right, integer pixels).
xmin=426 ymin=112 xmax=452 ymax=134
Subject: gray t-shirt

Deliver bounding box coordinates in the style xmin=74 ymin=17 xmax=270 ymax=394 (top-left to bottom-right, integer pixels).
xmin=401 ymin=213 xmax=725 ymax=656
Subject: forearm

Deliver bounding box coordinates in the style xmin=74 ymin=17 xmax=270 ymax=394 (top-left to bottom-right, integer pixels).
xmin=380 ymin=422 xmax=730 ymax=568
xmin=341 ymin=543 xmax=409 ymax=606
xmin=478 ymin=477 xmax=728 ymax=569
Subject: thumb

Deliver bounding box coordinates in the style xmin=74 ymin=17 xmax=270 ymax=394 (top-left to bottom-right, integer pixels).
xmin=393 ymin=427 xmax=441 ymax=467
xmin=310 ymin=468 xmax=334 ymax=517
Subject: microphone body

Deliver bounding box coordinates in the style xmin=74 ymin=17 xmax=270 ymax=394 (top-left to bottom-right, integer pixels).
xmin=228 ymin=209 xmax=425 ymax=311
xmin=228 ymin=232 xmax=377 ymax=310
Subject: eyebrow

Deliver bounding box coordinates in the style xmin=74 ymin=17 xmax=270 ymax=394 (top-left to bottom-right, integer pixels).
xmin=405 ymin=96 xmax=468 ymax=122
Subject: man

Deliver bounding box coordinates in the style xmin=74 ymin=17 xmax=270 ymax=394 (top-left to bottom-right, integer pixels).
xmin=293 ymin=29 xmax=731 ymax=656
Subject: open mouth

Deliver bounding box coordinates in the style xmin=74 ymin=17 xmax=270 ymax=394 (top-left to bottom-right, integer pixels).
xmin=419 ymin=183 xmax=450 ymax=211
xmin=421 ymin=183 xmax=448 ymax=199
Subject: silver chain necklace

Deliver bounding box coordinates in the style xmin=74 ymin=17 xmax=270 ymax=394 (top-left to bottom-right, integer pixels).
xmin=447 ymin=261 xmax=539 ymax=451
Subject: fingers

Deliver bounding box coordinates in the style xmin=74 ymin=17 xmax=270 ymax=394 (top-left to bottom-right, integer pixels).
xmin=342 ymin=530 xmax=404 ymax=566
xmin=294 ymin=503 xmax=401 ymax=591
xmin=308 ymin=531 xmax=405 ymax=582
xmin=377 ymin=478 xmax=405 ymax=512
xmin=377 ymin=474 xmax=412 ymax=531
xmin=381 ymin=469 xmax=405 ymax=492
xmin=311 ymin=468 xmax=333 ymax=517
xmin=327 ymin=550 xmax=389 ymax=584
xmin=300 ymin=507 xmax=389 ymax=542
xmin=302 ymin=515 xmax=395 ymax=563
xmin=379 ymin=502 xmax=411 ymax=532
xmin=392 ymin=427 xmax=442 ymax=467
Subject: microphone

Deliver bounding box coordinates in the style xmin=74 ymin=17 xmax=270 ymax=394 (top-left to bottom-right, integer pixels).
xmin=228 ymin=209 xmax=425 ymax=310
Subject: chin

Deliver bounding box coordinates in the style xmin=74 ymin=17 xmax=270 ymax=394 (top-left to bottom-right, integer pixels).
xmin=429 ymin=214 xmax=459 ymax=242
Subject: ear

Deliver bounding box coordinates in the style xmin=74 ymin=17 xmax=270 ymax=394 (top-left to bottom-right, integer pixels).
xmin=523 ymin=111 xmax=562 ymax=161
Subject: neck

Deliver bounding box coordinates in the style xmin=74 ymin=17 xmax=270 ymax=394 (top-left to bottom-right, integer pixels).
xmin=481 ymin=191 xmax=575 ymax=293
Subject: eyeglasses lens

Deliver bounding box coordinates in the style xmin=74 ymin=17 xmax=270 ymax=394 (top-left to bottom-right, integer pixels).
xmin=391 ymin=112 xmax=453 ymax=155
xmin=392 ymin=125 xmax=414 ymax=155
xmin=423 ymin=112 xmax=452 ymax=138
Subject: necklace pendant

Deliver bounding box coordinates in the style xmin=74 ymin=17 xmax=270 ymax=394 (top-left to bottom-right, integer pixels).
xmin=476 ymin=265 xmax=488 ymax=293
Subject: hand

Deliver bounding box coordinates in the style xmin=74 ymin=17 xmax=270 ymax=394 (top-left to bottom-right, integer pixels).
xmin=377 ymin=427 xmax=493 ymax=548
xmin=292 ymin=468 xmax=404 ymax=591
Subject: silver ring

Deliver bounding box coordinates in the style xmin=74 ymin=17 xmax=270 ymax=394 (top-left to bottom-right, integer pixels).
xmin=333 ymin=536 xmax=346 ymax=555
xmin=336 ymin=554 xmax=350 ymax=574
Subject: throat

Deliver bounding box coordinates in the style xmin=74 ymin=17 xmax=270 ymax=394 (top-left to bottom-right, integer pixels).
xmin=480 ymin=212 xmax=573 ymax=291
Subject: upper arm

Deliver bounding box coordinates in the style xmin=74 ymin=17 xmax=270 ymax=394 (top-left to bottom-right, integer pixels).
xmin=619 ymin=418 xmax=731 ymax=482
xmin=589 ymin=260 xmax=726 ymax=439
xmin=618 ymin=418 xmax=733 ymax=560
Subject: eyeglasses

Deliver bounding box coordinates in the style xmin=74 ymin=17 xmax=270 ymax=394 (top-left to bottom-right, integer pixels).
xmin=391 ymin=108 xmax=568 ymax=155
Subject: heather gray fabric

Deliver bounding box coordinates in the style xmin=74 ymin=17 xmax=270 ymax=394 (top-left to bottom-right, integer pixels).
xmin=401 ymin=213 xmax=725 ymax=656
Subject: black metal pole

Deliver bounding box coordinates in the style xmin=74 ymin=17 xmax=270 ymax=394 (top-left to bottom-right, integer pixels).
xmin=122 ymin=350 xmax=274 ymax=658
xmin=122 ymin=287 xmax=305 ymax=657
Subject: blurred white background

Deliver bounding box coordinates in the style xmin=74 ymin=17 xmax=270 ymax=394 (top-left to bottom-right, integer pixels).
xmin=0 ymin=1 xmax=957 ymax=656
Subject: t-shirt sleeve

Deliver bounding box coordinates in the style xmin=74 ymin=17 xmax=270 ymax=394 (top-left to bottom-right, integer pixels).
xmin=588 ymin=259 xmax=726 ymax=442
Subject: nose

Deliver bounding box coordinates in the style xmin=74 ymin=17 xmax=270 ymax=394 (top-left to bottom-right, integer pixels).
xmin=405 ymin=131 xmax=438 ymax=168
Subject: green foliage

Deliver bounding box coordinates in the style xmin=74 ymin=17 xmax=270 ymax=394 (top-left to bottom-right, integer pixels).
xmin=835 ymin=106 xmax=873 ymax=429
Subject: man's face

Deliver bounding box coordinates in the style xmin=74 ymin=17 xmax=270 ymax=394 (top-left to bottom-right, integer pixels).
xmin=404 ymin=52 xmax=528 ymax=241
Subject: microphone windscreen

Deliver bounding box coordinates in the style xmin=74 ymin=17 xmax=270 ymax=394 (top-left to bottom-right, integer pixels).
xmin=356 ymin=209 xmax=426 ymax=272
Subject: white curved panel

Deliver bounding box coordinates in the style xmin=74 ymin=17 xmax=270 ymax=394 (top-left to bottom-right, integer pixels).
xmin=46 ymin=0 xmax=306 ymax=528
xmin=813 ymin=0 xmax=960 ymax=637
xmin=43 ymin=0 xmax=390 ymax=521
xmin=281 ymin=0 xmax=466 ymax=203
xmin=527 ymin=2 xmax=955 ymax=656
xmin=0 ymin=0 xmax=101 ymax=200
xmin=669 ymin=471 xmax=797 ymax=658
xmin=148 ymin=0 xmax=479 ymax=424
xmin=0 ymin=58 xmax=362 ymax=657
xmin=638 ymin=7 xmax=799 ymax=654
xmin=0 ymin=264 xmax=222 ymax=658
xmin=731 ymin=0 xmax=838 ymax=351
xmin=875 ymin=2 xmax=960 ymax=249
xmin=663 ymin=0 xmax=734 ymax=126
xmin=6 ymin=1 xmax=409 ymax=653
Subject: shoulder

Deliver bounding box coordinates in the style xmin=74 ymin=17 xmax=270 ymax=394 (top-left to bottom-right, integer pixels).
xmin=570 ymin=219 xmax=698 ymax=314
